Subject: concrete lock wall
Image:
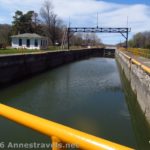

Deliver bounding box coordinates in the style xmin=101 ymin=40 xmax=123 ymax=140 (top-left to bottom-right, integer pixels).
xmin=0 ymin=48 xmax=107 ymax=87
xmin=116 ymin=50 xmax=150 ymax=124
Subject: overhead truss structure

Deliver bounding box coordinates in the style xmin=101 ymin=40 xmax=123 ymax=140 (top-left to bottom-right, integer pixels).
xmin=67 ymin=27 xmax=131 ymax=49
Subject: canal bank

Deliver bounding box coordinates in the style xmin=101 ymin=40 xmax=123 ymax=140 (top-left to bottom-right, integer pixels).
xmin=0 ymin=48 xmax=112 ymax=87
xmin=116 ymin=49 xmax=150 ymax=125
xmin=117 ymin=61 xmax=150 ymax=149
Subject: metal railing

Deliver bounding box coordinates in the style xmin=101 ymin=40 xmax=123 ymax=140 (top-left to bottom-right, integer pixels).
xmin=0 ymin=104 xmax=134 ymax=150
xmin=118 ymin=49 xmax=150 ymax=75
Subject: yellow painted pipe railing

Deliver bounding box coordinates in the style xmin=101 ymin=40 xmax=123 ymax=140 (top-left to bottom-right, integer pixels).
xmin=118 ymin=49 xmax=150 ymax=75
xmin=0 ymin=104 xmax=134 ymax=150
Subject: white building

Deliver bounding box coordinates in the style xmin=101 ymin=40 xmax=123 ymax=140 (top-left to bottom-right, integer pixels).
xmin=11 ymin=33 xmax=48 ymax=50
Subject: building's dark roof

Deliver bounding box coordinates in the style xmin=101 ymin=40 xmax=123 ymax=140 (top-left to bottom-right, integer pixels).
xmin=11 ymin=33 xmax=47 ymax=39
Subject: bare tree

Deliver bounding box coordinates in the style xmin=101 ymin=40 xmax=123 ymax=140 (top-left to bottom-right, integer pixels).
xmin=69 ymin=33 xmax=102 ymax=47
xmin=40 ymin=0 xmax=53 ymax=28
xmin=70 ymin=33 xmax=83 ymax=46
xmin=40 ymin=0 xmax=64 ymax=45
xmin=83 ymin=33 xmax=101 ymax=46
xmin=0 ymin=24 xmax=11 ymax=46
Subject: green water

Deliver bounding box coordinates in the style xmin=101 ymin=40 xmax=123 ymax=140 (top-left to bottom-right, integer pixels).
xmin=0 ymin=57 xmax=150 ymax=150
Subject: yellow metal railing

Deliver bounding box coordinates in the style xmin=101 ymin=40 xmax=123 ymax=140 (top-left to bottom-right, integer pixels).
xmin=0 ymin=104 xmax=134 ymax=150
xmin=118 ymin=49 xmax=150 ymax=75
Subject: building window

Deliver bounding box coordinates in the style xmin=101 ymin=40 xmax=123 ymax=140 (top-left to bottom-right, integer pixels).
xmin=19 ymin=39 xmax=22 ymax=46
xmin=26 ymin=39 xmax=30 ymax=47
xmin=41 ymin=40 xmax=43 ymax=46
xmin=35 ymin=39 xmax=38 ymax=47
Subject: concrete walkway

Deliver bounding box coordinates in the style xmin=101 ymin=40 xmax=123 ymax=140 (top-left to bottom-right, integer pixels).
xmin=122 ymin=50 xmax=150 ymax=68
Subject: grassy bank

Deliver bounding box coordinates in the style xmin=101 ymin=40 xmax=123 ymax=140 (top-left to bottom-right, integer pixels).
xmin=0 ymin=47 xmax=61 ymax=55
xmin=0 ymin=46 xmax=97 ymax=55
xmin=0 ymin=46 xmax=87 ymax=55
xmin=0 ymin=49 xmax=43 ymax=54
xmin=127 ymin=48 xmax=150 ymax=59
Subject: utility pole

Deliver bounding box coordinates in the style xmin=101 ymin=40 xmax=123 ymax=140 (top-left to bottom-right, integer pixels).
xmin=97 ymin=13 xmax=99 ymax=28
xmin=67 ymin=28 xmax=70 ymax=50
xmin=126 ymin=28 xmax=128 ymax=49
xmin=127 ymin=16 xmax=129 ymax=27
xmin=126 ymin=16 xmax=129 ymax=49
xmin=67 ymin=17 xmax=71 ymax=50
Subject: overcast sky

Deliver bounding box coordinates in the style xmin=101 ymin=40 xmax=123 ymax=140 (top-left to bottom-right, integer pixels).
xmin=0 ymin=0 xmax=150 ymax=44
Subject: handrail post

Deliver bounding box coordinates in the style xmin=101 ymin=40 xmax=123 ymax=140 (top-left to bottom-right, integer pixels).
xmin=51 ymin=136 xmax=66 ymax=150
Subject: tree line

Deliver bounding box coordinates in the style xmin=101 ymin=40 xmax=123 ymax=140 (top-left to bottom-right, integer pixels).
xmin=129 ymin=31 xmax=150 ymax=49
xmin=0 ymin=0 xmax=101 ymax=48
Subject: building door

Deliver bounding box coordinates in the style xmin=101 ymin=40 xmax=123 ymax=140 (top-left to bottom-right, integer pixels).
xmin=19 ymin=39 xmax=22 ymax=46
xmin=26 ymin=39 xmax=30 ymax=47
